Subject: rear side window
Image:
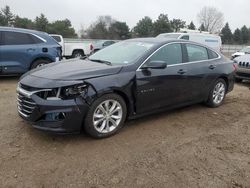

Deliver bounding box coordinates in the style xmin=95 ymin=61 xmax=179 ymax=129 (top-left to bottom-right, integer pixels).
xmin=180 ymin=35 xmax=189 ymax=40
xmin=3 ymin=31 xmax=43 ymax=45
xmin=186 ymin=44 xmax=208 ymax=62
xmin=52 ymin=36 xmax=61 ymax=42
xmin=208 ymin=49 xmax=219 ymax=59
xmin=149 ymin=43 xmax=182 ymax=65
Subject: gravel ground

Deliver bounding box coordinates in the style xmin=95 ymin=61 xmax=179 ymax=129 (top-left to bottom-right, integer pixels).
xmin=0 ymin=77 xmax=250 ymax=188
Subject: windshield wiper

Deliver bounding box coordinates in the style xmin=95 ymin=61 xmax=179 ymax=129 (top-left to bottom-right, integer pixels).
xmin=89 ymin=59 xmax=112 ymax=65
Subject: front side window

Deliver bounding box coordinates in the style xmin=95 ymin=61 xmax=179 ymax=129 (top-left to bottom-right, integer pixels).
xmin=148 ymin=43 xmax=182 ymax=65
xmin=186 ymin=44 xmax=208 ymax=62
xmin=3 ymin=31 xmax=37 ymax=45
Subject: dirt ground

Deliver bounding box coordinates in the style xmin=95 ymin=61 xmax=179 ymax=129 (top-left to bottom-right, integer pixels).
xmin=0 ymin=77 xmax=250 ymax=188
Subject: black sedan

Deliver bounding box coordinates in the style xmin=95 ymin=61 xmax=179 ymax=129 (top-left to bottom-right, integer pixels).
xmin=17 ymin=38 xmax=235 ymax=138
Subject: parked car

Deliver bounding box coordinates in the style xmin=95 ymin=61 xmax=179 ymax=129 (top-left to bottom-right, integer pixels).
xmin=91 ymin=40 xmax=116 ymax=53
xmin=156 ymin=32 xmax=222 ymax=52
xmin=50 ymin=34 xmax=93 ymax=58
xmin=0 ymin=27 xmax=61 ymax=75
xmin=231 ymin=46 xmax=250 ymax=59
xmin=233 ymin=54 xmax=250 ymax=82
xmin=17 ymin=38 xmax=235 ymax=138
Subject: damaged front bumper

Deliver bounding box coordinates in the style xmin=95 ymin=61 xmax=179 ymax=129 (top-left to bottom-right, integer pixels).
xmin=17 ymin=82 xmax=90 ymax=134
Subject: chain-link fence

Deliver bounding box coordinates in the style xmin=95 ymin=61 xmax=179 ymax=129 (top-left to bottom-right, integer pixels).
xmin=222 ymin=44 xmax=247 ymax=57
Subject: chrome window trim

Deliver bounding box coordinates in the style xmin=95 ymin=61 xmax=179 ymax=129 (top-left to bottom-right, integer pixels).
xmin=136 ymin=42 xmax=221 ymax=71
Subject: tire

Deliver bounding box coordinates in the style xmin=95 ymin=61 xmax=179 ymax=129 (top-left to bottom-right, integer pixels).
xmin=72 ymin=50 xmax=85 ymax=58
xmin=31 ymin=59 xmax=51 ymax=69
xmin=206 ymin=79 xmax=227 ymax=108
xmin=235 ymin=78 xmax=242 ymax=83
xmin=84 ymin=94 xmax=127 ymax=138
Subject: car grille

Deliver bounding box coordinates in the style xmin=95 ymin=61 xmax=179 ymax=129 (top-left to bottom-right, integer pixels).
xmin=238 ymin=61 xmax=250 ymax=69
xmin=17 ymin=87 xmax=36 ymax=118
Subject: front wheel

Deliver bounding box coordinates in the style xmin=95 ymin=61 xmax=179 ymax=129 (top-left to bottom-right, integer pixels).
xmin=206 ymin=79 xmax=227 ymax=108
xmin=84 ymin=94 xmax=127 ymax=138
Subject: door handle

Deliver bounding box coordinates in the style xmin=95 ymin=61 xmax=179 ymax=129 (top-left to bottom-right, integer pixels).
xmin=209 ymin=65 xmax=217 ymax=69
xmin=177 ymin=69 xmax=187 ymax=74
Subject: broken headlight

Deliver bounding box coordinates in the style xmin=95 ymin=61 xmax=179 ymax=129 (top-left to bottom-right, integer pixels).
xmin=61 ymin=84 xmax=88 ymax=99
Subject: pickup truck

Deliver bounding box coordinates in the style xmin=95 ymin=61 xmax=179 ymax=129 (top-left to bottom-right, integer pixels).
xmin=50 ymin=34 xmax=93 ymax=58
xmin=91 ymin=40 xmax=116 ymax=53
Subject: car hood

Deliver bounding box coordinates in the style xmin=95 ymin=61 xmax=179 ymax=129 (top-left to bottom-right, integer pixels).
xmin=234 ymin=54 xmax=250 ymax=62
xmin=232 ymin=52 xmax=245 ymax=56
xmin=28 ymin=59 xmax=123 ymax=81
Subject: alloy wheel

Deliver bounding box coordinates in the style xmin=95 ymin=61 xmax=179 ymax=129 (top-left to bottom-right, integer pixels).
xmin=212 ymin=82 xmax=226 ymax=104
xmin=93 ymin=99 xmax=123 ymax=133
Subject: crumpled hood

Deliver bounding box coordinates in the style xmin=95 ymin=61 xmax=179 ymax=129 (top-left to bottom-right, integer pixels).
xmin=28 ymin=59 xmax=123 ymax=81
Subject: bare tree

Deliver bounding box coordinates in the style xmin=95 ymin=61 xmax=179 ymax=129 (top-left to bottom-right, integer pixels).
xmin=197 ymin=6 xmax=224 ymax=33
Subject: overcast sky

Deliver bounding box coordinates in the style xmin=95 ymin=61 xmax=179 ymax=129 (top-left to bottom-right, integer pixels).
xmin=1 ymin=0 xmax=249 ymax=32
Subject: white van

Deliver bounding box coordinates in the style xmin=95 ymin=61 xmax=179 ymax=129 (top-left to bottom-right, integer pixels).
xmin=156 ymin=32 xmax=222 ymax=52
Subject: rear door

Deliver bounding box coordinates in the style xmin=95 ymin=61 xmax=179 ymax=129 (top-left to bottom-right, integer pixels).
xmin=0 ymin=31 xmax=38 ymax=74
xmin=181 ymin=43 xmax=217 ymax=102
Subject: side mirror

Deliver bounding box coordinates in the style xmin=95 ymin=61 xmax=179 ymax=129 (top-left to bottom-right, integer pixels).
xmin=141 ymin=61 xmax=167 ymax=70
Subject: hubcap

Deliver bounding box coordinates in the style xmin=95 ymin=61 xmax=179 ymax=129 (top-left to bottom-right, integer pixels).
xmin=93 ymin=100 xmax=123 ymax=133
xmin=213 ymin=82 xmax=226 ymax=104
xmin=75 ymin=53 xmax=82 ymax=58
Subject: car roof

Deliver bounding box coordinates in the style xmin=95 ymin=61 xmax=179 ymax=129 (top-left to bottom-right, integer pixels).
xmin=126 ymin=37 xmax=182 ymax=44
xmin=0 ymin=26 xmax=47 ymax=35
xmin=125 ymin=37 xmax=209 ymax=46
xmin=158 ymin=32 xmax=220 ymax=38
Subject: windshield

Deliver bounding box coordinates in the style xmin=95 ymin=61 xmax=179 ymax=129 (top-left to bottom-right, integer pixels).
xmin=156 ymin=33 xmax=181 ymax=39
xmin=88 ymin=41 xmax=154 ymax=64
xmin=240 ymin=47 xmax=250 ymax=53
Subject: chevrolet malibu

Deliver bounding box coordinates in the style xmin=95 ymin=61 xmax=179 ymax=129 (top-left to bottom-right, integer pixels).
xmin=17 ymin=38 xmax=235 ymax=138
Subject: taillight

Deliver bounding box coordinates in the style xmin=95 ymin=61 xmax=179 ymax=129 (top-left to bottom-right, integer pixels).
xmin=233 ymin=63 xmax=237 ymax=71
xmin=90 ymin=44 xmax=93 ymax=51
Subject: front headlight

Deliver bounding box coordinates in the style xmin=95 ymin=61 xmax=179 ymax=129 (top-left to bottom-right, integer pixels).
xmin=61 ymin=84 xmax=88 ymax=99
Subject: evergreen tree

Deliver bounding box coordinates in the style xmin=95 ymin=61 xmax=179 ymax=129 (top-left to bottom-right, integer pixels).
xmin=188 ymin=21 xmax=196 ymax=30
xmin=14 ymin=16 xmax=34 ymax=29
xmin=34 ymin=14 xmax=49 ymax=32
xmin=221 ymin=23 xmax=233 ymax=44
xmin=0 ymin=5 xmax=14 ymax=26
xmin=133 ymin=16 xmax=153 ymax=37
xmin=241 ymin=25 xmax=250 ymax=44
xmin=170 ymin=19 xmax=186 ymax=32
xmin=233 ymin=28 xmax=242 ymax=44
xmin=199 ymin=24 xmax=206 ymax=31
xmin=153 ymin=14 xmax=172 ymax=36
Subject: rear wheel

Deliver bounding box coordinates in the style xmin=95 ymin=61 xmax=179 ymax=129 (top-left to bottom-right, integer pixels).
xmin=206 ymin=79 xmax=227 ymax=108
xmin=84 ymin=94 xmax=127 ymax=138
xmin=72 ymin=50 xmax=85 ymax=58
xmin=31 ymin=59 xmax=51 ymax=69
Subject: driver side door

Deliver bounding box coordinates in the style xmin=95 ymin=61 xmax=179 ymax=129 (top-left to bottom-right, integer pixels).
xmin=135 ymin=43 xmax=188 ymax=114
